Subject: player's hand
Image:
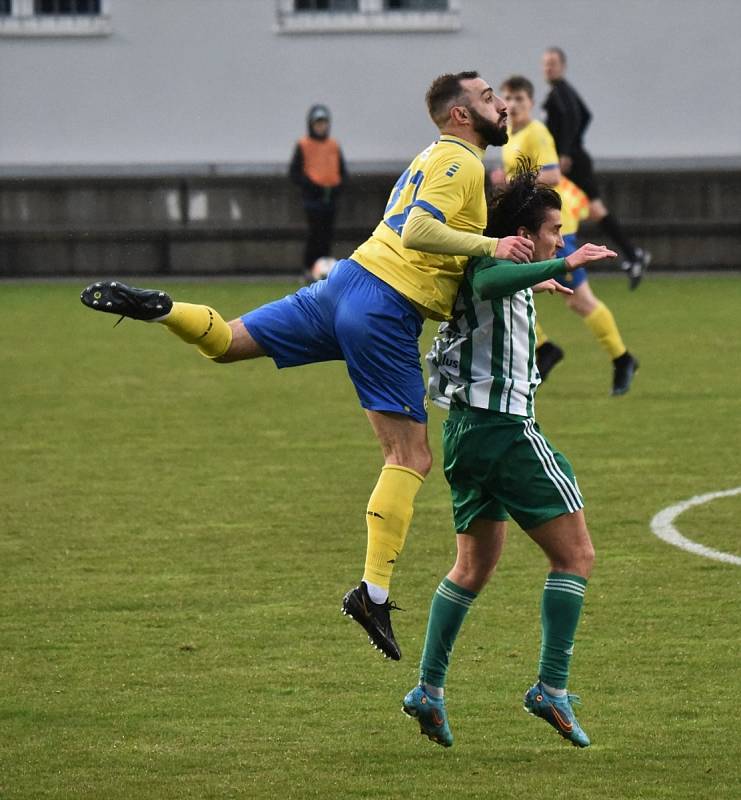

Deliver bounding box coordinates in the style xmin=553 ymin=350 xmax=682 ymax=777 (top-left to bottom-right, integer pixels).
xmin=494 ymin=236 xmax=534 ymax=263
xmin=489 ymin=167 xmax=506 ymax=186
xmin=532 ymin=279 xmax=573 ymax=296
xmin=559 ymin=155 xmax=573 ymax=174
xmin=565 ymin=243 xmax=617 ymax=269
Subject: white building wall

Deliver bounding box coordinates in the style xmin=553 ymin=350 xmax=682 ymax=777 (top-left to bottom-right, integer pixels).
xmin=1 ymin=0 xmax=739 ymax=167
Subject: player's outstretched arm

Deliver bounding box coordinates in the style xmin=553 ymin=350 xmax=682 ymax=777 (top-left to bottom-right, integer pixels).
xmin=401 ymin=207 xmax=533 ymax=264
xmin=473 ymin=256 xmax=568 ymax=300
xmin=564 ymin=243 xmax=617 ymax=269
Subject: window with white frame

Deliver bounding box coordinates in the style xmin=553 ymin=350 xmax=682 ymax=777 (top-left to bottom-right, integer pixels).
xmin=276 ymin=0 xmax=461 ymax=34
xmin=0 ymin=0 xmax=112 ymax=36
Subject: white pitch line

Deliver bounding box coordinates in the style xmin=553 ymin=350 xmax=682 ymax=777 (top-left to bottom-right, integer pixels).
xmin=650 ymin=487 xmax=741 ymax=566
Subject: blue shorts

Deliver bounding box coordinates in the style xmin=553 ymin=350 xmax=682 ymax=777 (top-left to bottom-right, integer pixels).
xmin=555 ymin=234 xmax=588 ymax=290
xmin=241 ymin=259 xmax=427 ymax=422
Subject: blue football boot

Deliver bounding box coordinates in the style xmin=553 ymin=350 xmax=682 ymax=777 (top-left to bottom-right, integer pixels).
xmin=402 ymin=685 xmax=453 ymax=748
xmin=523 ymin=681 xmax=591 ymax=748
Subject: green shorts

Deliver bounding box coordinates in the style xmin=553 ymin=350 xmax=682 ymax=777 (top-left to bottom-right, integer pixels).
xmin=443 ymin=404 xmax=584 ymax=533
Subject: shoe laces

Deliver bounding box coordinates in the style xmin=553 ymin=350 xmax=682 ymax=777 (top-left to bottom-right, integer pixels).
xmin=385 ymin=600 xmax=403 ymax=612
xmin=113 ymin=315 xmax=126 ymax=328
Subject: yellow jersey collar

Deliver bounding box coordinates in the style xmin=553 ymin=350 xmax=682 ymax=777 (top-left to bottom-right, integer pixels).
xmin=438 ymin=134 xmax=486 ymax=161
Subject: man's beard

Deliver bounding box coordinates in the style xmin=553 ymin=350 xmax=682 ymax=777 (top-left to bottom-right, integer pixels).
xmin=469 ymin=107 xmax=508 ymax=147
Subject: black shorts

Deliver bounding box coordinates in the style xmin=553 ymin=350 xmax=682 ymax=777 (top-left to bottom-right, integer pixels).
xmin=567 ymin=148 xmax=601 ymax=200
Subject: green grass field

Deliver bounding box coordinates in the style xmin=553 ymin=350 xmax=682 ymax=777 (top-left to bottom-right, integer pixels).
xmin=2 ymin=275 xmax=740 ymax=799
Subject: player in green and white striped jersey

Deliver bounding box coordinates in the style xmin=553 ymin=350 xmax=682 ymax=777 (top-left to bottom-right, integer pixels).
xmin=402 ymin=160 xmax=616 ymax=749
xmin=428 ymin=259 xmax=543 ymax=417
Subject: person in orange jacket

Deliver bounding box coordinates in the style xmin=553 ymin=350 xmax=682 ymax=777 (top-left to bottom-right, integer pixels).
xmin=289 ymin=104 xmax=348 ymax=278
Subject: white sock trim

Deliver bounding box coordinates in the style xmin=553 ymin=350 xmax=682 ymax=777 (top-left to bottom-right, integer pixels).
xmin=542 ymin=681 xmax=567 ymax=697
xmin=364 ymin=581 xmax=388 ymax=605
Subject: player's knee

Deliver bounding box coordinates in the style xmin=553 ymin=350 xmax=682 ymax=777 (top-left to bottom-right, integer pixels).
xmin=387 ymin=441 xmax=433 ymax=476
xmin=581 ymin=540 xmax=596 ymax=575
xmin=566 ymin=292 xmax=592 ymax=317
xmin=566 ymin=536 xmax=595 ymax=577
xmin=384 ymin=447 xmax=431 ymax=478
xmin=413 ymin=447 xmax=433 ymax=478
xmin=452 ymin=554 xmax=497 ymax=592
xmin=547 ymin=533 xmax=594 ymax=577
xmin=472 ymin=559 xmax=498 ymax=587
xmin=395 ymin=452 xmax=432 ymax=478
xmin=211 ymin=342 xmax=241 ymax=363
xmin=213 ymin=320 xmax=266 ymax=362
xmin=408 ymin=443 xmax=433 ymax=477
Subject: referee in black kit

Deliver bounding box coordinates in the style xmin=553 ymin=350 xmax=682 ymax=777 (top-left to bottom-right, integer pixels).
xmin=542 ymin=46 xmax=650 ymax=289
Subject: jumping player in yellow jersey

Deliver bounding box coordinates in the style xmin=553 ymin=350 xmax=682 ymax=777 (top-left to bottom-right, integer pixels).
xmin=493 ymin=75 xmax=639 ymax=396
xmin=79 ymin=71 xmax=535 ymax=662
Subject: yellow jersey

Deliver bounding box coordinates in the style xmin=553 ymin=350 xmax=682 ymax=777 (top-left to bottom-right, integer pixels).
xmin=351 ymin=134 xmax=486 ymax=321
xmin=501 ymin=120 xmax=587 ymax=236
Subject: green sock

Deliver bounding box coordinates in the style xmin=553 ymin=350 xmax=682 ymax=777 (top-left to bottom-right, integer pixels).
xmin=539 ymin=572 xmax=588 ymax=690
xmin=419 ymin=577 xmax=478 ymax=689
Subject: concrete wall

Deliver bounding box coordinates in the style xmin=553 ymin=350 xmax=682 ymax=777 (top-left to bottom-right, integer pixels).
xmin=1 ymin=0 xmax=740 ymax=167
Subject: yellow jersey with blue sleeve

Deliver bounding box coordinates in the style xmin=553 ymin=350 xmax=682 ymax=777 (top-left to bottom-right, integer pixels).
xmin=502 ymin=119 xmax=559 ymax=178
xmin=351 ymin=134 xmax=487 ymax=321
xmin=501 ymin=120 xmax=585 ymax=236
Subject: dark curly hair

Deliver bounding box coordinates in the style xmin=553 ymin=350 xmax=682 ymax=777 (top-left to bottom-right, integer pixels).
xmin=486 ymin=156 xmax=561 ymax=238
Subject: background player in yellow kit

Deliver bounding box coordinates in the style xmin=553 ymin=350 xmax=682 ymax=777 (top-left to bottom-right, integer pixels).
xmin=80 ymin=72 xmax=534 ymax=662
xmin=493 ymin=75 xmax=639 ymax=395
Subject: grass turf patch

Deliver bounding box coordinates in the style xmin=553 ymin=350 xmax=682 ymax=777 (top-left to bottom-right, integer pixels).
xmin=1 ymin=275 xmax=740 ymax=799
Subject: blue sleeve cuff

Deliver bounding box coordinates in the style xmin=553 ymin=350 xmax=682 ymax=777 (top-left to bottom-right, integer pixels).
xmin=411 ymin=200 xmax=446 ymax=224
xmin=541 ymin=164 xmax=559 ymax=171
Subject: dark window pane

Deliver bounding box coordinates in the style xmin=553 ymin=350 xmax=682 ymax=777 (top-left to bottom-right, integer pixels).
xmin=35 ymin=0 xmax=101 ymax=14
xmin=0 ymin=0 xmax=11 ymax=16
xmin=294 ymin=0 xmax=358 ymax=11
xmin=384 ymin=0 xmax=448 ymax=9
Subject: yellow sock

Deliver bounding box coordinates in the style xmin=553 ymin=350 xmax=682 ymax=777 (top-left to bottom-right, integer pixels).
xmin=583 ymin=301 xmax=627 ymax=360
xmin=160 ymin=302 xmax=232 ymax=359
xmin=536 ymin=321 xmax=548 ymax=348
xmin=363 ymin=465 xmax=424 ymax=591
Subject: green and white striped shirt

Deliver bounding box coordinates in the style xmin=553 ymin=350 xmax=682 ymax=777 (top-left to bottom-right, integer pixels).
xmin=427 ymin=256 xmax=567 ymax=418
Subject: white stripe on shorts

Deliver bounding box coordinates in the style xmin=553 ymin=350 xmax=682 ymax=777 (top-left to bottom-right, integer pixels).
xmin=526 ymin=419 xmax=582 ymax=510
xmin=522 ymin=419 xmax=582 ymax=513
